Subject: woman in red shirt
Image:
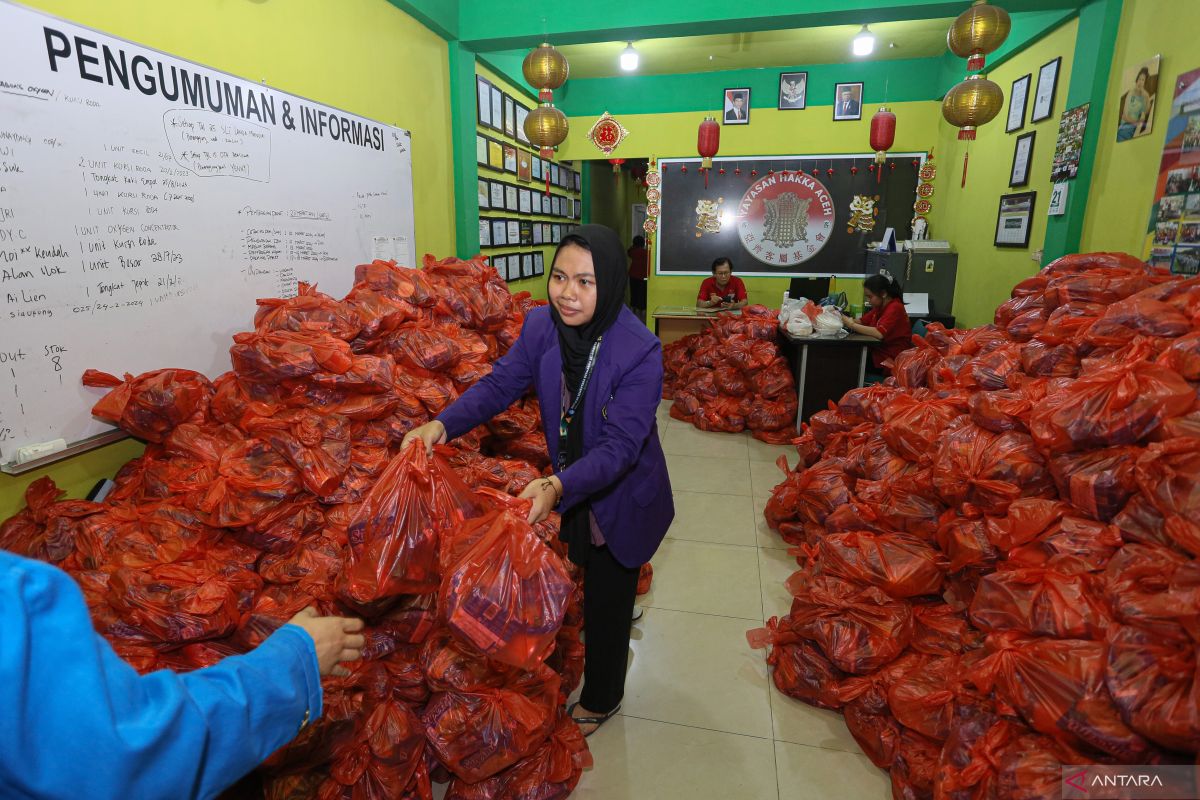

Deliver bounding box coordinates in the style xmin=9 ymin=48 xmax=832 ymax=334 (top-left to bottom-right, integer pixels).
xmin=696 ymin=257 xmax=748 ymax=309
xmin=841 ymin=273 xmax=912 ymax=377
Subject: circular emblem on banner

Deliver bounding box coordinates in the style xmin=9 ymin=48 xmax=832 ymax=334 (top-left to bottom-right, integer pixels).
xmin=919 ymin=163 xmax=937 ymax=182
xmin=646 ymin=188 xmax=661 ymax=203
xmin=736 ymin=172 xmax=835 ymax=266
xmin=914 ymin=198 xmax=932 ymax=214
xmin=917 ymin=182 xmax=935 ymax=198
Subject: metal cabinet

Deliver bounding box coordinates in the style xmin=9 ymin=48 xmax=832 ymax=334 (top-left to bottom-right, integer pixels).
xmin=864 ymin=250 xmax=958 ymax=316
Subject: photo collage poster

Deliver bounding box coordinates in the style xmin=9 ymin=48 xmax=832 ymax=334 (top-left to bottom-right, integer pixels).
xmin=1146 ymin=65 xmax=1200 ymax=275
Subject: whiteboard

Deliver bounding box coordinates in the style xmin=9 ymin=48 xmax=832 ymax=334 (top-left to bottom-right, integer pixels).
xmin=0 ymin=1 xmax=416 ymax=462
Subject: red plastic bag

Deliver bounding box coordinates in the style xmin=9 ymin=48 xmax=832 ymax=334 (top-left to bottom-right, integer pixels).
xmin=1005 ymin=307 xmax=1050 ymax=342
xmin=444 ymin=712 xmax=592 ymax=800
xmin=1030 ymin=361 xmax=1195 ymax=453
xmin=1102 ymin=543 xmax=1200 ymax=627
xmin=341 ymin=443 xmax=486 ymax=604
xmin=788 ymin=575 xmax=914 ymax=674
xmin=254 ymin=282 xmax=363 ymax=341
xmin=747 ymin=396 xmax=797 ymax=432
xmin=855 ymin=470 xmax=946 ymax=539
xmin=817 ymin=531 xmax=945 ymax=598
xmin=1005 ymin=516 xmax=1123 ymax=574
xmin=200 ymin=438 xmax=304 ymax=528
xmin=969 ymin=566 xmax=1112 ymax=639
xmin=838 ymin=384 xmax=902 ymax=424
xmin=439 ymin=507 xmax=573 ymax=670
xmin=890 ymin=729 xmax=941 ymax=800
xmin=969 ymin=632 xmax=1157 ymax=761
xmin=912 ymin=602 xmax=982 ymax=656
xmin=1105 ymin=622 xmax=1200 ymax=753
xmin=326 ymin=699 xmax=426 ymax=797
xmin=243 ymin=409 xmax=352 ymax=497
xmin=747 ymin=615 xmax=848 ymax=709
xmin=932 ymin=421 xmax=1054 ymax=516
xmin=887 ymin=655 xmax=964 ymax=741
xmin=933 ymin=707 xmax=1021 ymax=800
xmin=892 ymin=341 xmax=941 ymax=389
xmin=230 ymin=329 xmax=355 ymax=384
xmin=83 ymin=368 xmax=213 ymax=442
xmin=1134 ymin=437 xmax=1200 ymax=556
xmin=982 ymin=497 xmax=1071 ymax=551
xmin=1047 ymin=446 xmax=1140 ymax=522
xmin=106 ymin=561 xmax=261 ymax=644
xmin=936 ymin=514 xmax=999 ymax=573
xmin=0 ymin=477 xmax=103 ymax=563
xmin=1084 ymin=296 xmax=1192 ymax=348
xmin=353 ymin=259 xmax=438 ymax=307
xmin=765 ymin=458 xmax=852 ymax=529
xmin=881 ymin=393 xmax=966 ymax=464
xmin=694 ymin=396 xmax=747 ymax=432
xmin=636 ymin=563 xmax=653 ymax=596
xmin=1157 ymin=331 xmax=1200 ymax=380
xmin=1044 ymin=266 xmax=1155 ymax=308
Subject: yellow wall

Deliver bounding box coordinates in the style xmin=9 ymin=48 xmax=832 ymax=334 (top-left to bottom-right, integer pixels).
xmin=475 ymin=64 xmax=582 ymax=303
xmin=927 ymin=19 xmax=1078 ymax=329
xmin=560 ymin=101 xmax=943 ymax=313
xmin=1081 ymin=0 xmax=1200 ymax=256
xmin=2 ymin=0 xmax=456 ymax=519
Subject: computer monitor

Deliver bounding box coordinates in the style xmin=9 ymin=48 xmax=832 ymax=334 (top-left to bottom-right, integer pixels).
xmin=788 ymin=277 xmax=830 ymax=304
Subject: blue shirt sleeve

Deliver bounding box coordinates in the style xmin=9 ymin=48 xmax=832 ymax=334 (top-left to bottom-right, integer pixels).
xmin=0 ymin=550 xmax=322 ymax=800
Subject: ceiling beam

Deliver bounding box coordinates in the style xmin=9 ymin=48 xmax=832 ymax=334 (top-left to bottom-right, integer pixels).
xmin=385 ymin=0 xmax=459 ymax=41
xmin=455 ymin=0 xmax=1085 ymax=51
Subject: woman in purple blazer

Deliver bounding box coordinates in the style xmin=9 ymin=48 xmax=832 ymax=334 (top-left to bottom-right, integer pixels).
xmin=404 ymin=224 xmax=674 ymax=735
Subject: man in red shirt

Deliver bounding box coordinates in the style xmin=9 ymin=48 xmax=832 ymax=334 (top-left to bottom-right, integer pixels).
xmin=697 ymin=257 xmax=748 ymax=309
xmin=841 ymin=273 xmax=912 ymax=376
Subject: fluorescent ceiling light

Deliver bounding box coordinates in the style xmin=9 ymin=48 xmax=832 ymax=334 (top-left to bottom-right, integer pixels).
xmin=620 ymin=42 xmax=639 ymax=71
xmin=852 ymin=25 xmax=875 ymax=57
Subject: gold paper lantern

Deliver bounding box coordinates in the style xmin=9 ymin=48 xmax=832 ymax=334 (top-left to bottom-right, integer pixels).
xmin=522 ymin=43 xmax=569 ymax=91
xmin=525 ymin=104 xmax=569 ymax=158
xmin=947 ymin=0 xmax=1011 ymax=72
xmin=941 ymin=74 xmax=1004 ymax=140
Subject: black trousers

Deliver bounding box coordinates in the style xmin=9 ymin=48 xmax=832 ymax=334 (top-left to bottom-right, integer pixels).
xmin=579 ymin=544 xmax=641 ymax=714
xmin=629 ymin=279 xmax=647 ymax=311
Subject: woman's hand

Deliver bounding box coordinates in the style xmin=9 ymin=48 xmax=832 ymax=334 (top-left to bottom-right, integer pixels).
xmin=518 ymin=476 xmax=562 ymax=524
xmin=400 ymin=420 xmax=446 ymax=455
xmin=286 ymin=607 xmax=366 ymax=677
xmin=840 ymin=311 xmax=857 ymax=327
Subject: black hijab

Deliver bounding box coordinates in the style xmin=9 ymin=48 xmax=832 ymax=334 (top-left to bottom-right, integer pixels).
xmin=548 ymin=224 xmax=628 ymax=565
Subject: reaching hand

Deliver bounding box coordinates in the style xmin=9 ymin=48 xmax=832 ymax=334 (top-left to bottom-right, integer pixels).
xmin=517 ymin=477 xmax=561 ymax=524
xmin=400 ymin=420 xmax=446 ymax=456
xmin=710 ymin=293 xmax=723 ymax=304
xmin=286 ymin=608 xmax=366 ymax=676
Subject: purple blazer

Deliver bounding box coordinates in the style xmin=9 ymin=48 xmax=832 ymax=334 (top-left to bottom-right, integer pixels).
xmin=437 ymin=306 xmax=674 ymax=567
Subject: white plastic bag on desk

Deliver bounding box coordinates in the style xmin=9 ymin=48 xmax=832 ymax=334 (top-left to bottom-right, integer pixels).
xmin=779 ymin=297 xmax=812 ymax=327
xmin=786 ymin=315 xmax=814 ymax=337
xmin=813 ymin=305 xmax=845 ymax=336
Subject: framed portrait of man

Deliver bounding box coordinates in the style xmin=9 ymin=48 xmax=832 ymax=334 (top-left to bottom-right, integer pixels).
xmin=723 ymin=87 xmax=750 ymax=124
xmin=778 ymin=72 xmax=807 ymax=110
xmin=833 ymin=82 xmax=864 ymax=121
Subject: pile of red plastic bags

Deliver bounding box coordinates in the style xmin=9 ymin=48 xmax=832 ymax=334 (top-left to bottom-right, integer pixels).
xmin=0 ymin=256 xmax=601 ymax=800
xmin=662 ymin=305 xmax=800 ymax=444
xmin=750 ymin=252 xmax=1200 ymax=799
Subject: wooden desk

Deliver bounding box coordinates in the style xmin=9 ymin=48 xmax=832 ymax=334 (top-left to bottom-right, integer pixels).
xmin=652 ymin=306 xmax=739 ymax=345
xmin=779 ymin=332 xmax=879 ymax=429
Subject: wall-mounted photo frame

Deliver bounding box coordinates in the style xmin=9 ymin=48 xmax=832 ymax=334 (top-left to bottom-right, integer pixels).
xmin=517 ymin=150 xmax=532 ymax=182
xmin=1031 ymin=57 xmax=1061 ymax=123
xmin=508 ymin=254 xmax=523 ymax=282
xmin=533 ymin=252 xmax=545 ymax=276
xmin=519 ymin=221 xmax=533 ymax=246
xmin=503 ymin=144 xmax=518 ymax=174
xmin=503 ymin=94 xmax=517 ymax=138
xmin=506 ymin=219 xmax=520 ymax=244
xmin=551 ymin=164 xmax=561 ymax=186
xmin=1007 ymin=74 xmax=1031 ymax=133
xmin=1116 ymin=54 xmax=1161 ymax=142
xmin=479 ymin=219 xmax=492 ymax=248
xmin=778 ymin=72 xmax=807 ymax=110
xmin=532 ymin=156 xmax=543 ymax=180
xmin=542 ymin=222 xmax=551 ymax=242
xmin=995 ymin=191 xmax=1037 ymax=248
xmin=522 ymin=253 xmax=534 ymax=278
xmin=723 ymin=87 xmax=750 ymax=125
xmin=489 ymin=85 xmax=503 ymax=133
xmin=515 ymin=104 xmax=530 ymax=145
xmin=833 ymin=82 xmax=864 ymax=121
xmin=541 ymin=194 xmax=551 ymax=215
xmin=505 ymin=184 xmax=519 ymax=212
xmin=476 ymin=134 xmax=488 ymax=165
xmin=532 ymin=222 xmax=544 ymax=244
xmin=477 ymin=77 xmax=493 ymax=129
xmin=477 ymin=178 xmax=489 ymax=209
xmin=1010 ymin=131 xmax=1036 ymax=187
xmin=491 ymin=219 xmax=508 ymax=247
xmin=552 ymin=223 xmax=563 ymax=243
xmin=574 ymin=171 xmax=582 ymax=192
xmin=489 ymin=180 xmax=505 ymax=209
xmin=487 ymin=139 xmax=504 ymax=170
xmin=518 ymin=187 xmax=532 ymax=215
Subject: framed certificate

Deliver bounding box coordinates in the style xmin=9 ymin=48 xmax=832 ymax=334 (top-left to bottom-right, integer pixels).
xmin=518 ymin=188 xmax=532 ymax=214
xmin=491 ymin=219 xmax=508 ymax=247
xmin=487 ymin=139 xmax=504 ymax=170
xmin=517 ymin=150 xmax=532 ymax=182
xmin=479 ymin=219 xmax=492 ymax=248
xmin=541 ymin=194 xmax=551 ymax=215
xmin=508 ymin=254 xmax=522 ymax=282
xmin=552 ymin=223 xmax=562 ymax=243
xmin=532 ymin=157 xmax=543 ymax=180
xmin=476 ymin=134 xmax=488 ymax=165
xmin=542 ymin=223 xmax=552 ymax=242
xmin=519 ymin=220 xmax=533 ymax=245
xmin=507 ymin=219 xmax=520 ymax=243
xmin=505 ymin=184 xmax=519 ymax=212
xmin=533 ymin=222 xmax=543 ymax=244
xmin=520 ymin=253 xmax=532 ymax=278
xmin=489 ymin=85 xmax=503 ymax=132
xmin=515 ymin=104 xmax=530 ymax=145
xmin=1031 ymin=57 xmax=1061 ymax=123
xmin=477 ymin=77 xmax=492 ymax=128
xmin=1009 ymin=131 xmax=1035 ymax=187
xmin=503 ymin=95 xmax=517 ymax=138
xmin=477 ymin=178 xmax=489 ymax=209
xmin=489 ymin=181 xmax=505 ymax=209
xmin=1007 ymin=74 xmax=1031 ymax=133
xmin=533 ymin=252 xmax=545 ymax=276
xmin=551 ymin=164 xmax=560 ymax=185
xmin=995 ymin=191 xmax=1036 ymax=247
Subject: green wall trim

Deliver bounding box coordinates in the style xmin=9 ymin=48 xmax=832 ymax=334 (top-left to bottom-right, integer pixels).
xmin=558 ymin=57 xmax=943 ymax=118
xmin=449 ymin=43 xmax=478 ymax=259
xmin=1042 ymin=0 xmax=1123 ymax=263
xmin=456 ymin=0 xmax=1085 ymax=50
xmin=385 ymin=0 xmax=459 ymax=40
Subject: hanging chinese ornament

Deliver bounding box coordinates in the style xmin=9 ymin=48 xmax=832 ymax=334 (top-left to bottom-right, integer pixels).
xmin=523 ymin=43 xmax=570 ymax=193
xmin=948 ymin=0 xmax=1012 ymax=72
xmin=643 ymin=160 xmax=661 ymax=246
xmin=942 ymin=74 xmax=1004 ymax=186
xmin=586 ymin=111 xmax=630 ymax=156
xmin=913 ymin=149 xmax=936 ymax=231
xmin=869 ymin=106 xmax=897 ymax=183
xmin=847 ymin=194 xmax=880 ymax=234
xmin=608 ymin=158 xmax=625 ymax=173
xmin=697 ymin=116 xmax=720 ymax=188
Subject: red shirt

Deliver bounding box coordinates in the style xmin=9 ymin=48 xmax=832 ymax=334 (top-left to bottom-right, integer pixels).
xmin=697 ymin=275 xmax=747 ymax=305
xmin=862 ymin=298 xmax=912 ymax=372
xmin=627 ymin=246 xmax=648 ymax=280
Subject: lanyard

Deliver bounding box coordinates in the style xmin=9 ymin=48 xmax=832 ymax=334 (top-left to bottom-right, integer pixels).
xmin=559 ymin=335 xmax=603 ymax=453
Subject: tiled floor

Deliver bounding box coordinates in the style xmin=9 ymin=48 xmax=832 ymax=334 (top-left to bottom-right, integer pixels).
xmin=568 ymin=401 xmax=891 ymax=799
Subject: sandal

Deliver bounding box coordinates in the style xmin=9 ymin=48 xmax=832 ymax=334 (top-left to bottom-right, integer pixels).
xmin=568 ymin=701 xmax=621 ymax=737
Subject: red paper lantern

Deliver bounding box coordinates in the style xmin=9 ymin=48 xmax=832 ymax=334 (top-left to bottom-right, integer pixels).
xmin=750 ymin=169 xmax=757 ymax=177
xmin=608 ymin=158 xmax=625 ymax=173
xmin=719 ymin=168 xmax=726 ymax=175
xmin=697 ymin=116 xmax=720 ymax=169
xmin=735 ymin=167 xmax=741 ymax=176
xmin=851 ymin=165 xmax=859 ymax=176
xmin=812 ymin=168 xmax=820 ymax=177
xmin=827 ymin=168 xmax=835 ymax=176
xmin=681 ymin=165 xmax=688 ymax=173
xmin=870 ymin=106 xmax=896 ymax=184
